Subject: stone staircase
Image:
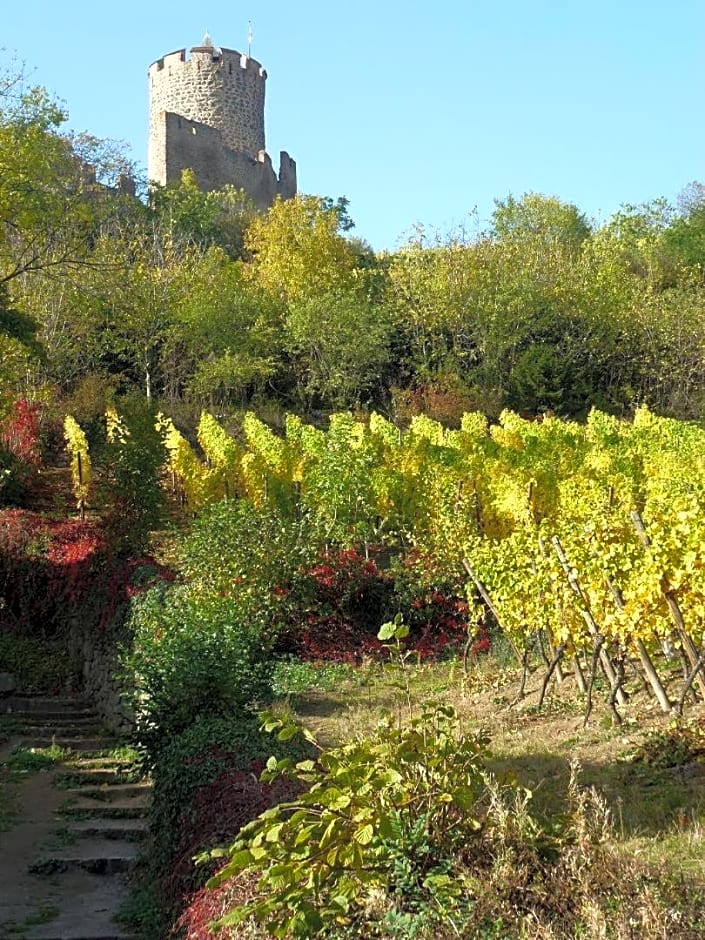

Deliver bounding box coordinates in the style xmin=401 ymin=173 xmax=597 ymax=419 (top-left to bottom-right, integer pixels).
xmin=0 ymin=696 xmax=150 ymax=940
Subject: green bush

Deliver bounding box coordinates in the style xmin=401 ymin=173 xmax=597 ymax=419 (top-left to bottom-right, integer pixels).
xmin=0 ymin=447 xmax=34 ymax=507
xmin=121 ymin=584 xmax=274 ymax=763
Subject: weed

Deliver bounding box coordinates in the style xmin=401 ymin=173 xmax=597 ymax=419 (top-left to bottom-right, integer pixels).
xmin=272 ymin=657 xmax=356 ymax=696
xmin=5 ymin=743 xmax=69 ymax=774
xmin=40 ymin=827 xmax=77 ymax=850
xmin=1 ymin=905 xmax=60 ymax=936
xmin=623 ymin=716 xmax=705 ymax=769
xmin=90 ymin=744 xmax=144 ymax=763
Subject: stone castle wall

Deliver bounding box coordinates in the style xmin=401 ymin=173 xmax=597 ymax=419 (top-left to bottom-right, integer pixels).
xmin=148 ymin=42 xmax=296 ymax=206
xmin=155 ymin=112 xmax=295 ymax=210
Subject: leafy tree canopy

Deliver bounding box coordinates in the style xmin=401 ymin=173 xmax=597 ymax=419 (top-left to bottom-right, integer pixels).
xmin=490 ymin=192 xmax=592 ymax=251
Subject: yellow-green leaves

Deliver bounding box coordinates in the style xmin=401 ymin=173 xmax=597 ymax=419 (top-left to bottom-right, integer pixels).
xmin=207 ymin=703 xmax=491 ymax=938
xmin=63 ymin=415 xmax=91 ymax=511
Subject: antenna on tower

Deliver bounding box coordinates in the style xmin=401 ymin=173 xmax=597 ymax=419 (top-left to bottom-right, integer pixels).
xmin=247 ymin=21 xmax=253 ymax=57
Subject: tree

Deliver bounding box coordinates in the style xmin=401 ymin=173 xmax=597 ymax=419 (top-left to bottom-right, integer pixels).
xmin=490 ymin=192 xmax=592 ymax=252
xmin=0 ymin=84 xmax=125 ymax=288
xmin=286 ymin=291 xmax=392 ymax=410
xmin=165 ymin=247 xmax=282 ymax=408
xmin=244 ymin=195 xmax=362 ymax=306
xmin=148 ymin=169 xmax=257 ymax=259
xmin=386 ymin=219 xmax=647 ymax=418
xmin=244 ymin=194 xmax=391 ymax=411
xmin=77 ymin=231 xmax=205 ymax=401
xmin=0 ymin=284 xmax=42 ymax=395
xmin=589 ymin=199 xmax=677 ymax=285
xmin=661 ymin=183 xmax=705 ymax=272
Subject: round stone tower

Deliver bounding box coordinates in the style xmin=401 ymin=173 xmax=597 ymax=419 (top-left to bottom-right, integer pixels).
xmin=148 ymin=34 xmax=296 ymax=207
xmin=149 ymin=34 xmax=266 ymax=157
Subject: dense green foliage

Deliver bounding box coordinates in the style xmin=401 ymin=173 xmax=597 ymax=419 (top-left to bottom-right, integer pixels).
xmin=0 ymin=632 xmax=73 ymax=691
xmin=206 ymin=703 xmax=492 ymax=938
xmin=122 ymin=586 xmax=275 ymax=762
xmin=99 ymin=397 xmax=167 ymax=553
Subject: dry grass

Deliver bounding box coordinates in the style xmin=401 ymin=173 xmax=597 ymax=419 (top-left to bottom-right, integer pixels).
xmin=281 ymin=651 xmax=705 ymax=886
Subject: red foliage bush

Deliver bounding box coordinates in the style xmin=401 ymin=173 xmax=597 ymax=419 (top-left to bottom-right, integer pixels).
xmin=273 ymin=547 xmax=391 ymax=663
xmin=273 ymin=547 xmax=471 ymax=663
xmin=176 ymin=871 xmax=272 ymax=940
xmin=168 ymin=759 xmax=303 ymax=918
xmin=0 ymin=398 xmax=42 ymax=466
xmin=0 ymin=508 xmax=171 ymax=635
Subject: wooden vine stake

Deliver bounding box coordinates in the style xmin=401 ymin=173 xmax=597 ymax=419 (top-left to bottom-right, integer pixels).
xmin=537 ymin=641 xmax=567 ymax=708
xmin=535 ymin=534 xmax=565 ymax=686
xmin=631 ymin=511 xmax=705 ymax=700
xmin=77 ymin=452 xmax=85 ymax=521
xmin=551 ymin=536 xmax=628 ymax=708
xmin=605 ymin=574 xmax=671 ymax=713
xmin=678 ymin=649 xmax=705 ymax=715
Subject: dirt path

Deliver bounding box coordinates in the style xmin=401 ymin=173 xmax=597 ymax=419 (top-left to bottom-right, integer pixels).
xmin=0 ymin=752 xmax=68 ymax=931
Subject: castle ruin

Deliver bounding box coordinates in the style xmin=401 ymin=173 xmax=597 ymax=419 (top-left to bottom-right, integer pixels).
xmin=148 ymin=34 xmax=296 ymax=210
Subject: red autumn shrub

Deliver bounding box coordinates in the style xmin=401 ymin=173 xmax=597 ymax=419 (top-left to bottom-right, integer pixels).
xmin=166 ymin=760 xmax=304 ymax=914
xmin=272 ymin=547 xmax=471 ymax=663
xmin=273 ymin=547 xmax=392 ymax=663
xmin=176 ymin=871 xmax=272 ymax=940
xmin=0 ymin=398 xmax=42 ymax=466
xmin=385 ymin=549 xmax=471 ymax=659
xmin=0 ymin=508 xmax=172 ymax=635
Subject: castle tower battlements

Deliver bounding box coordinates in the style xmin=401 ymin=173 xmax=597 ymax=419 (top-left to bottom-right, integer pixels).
xmin=148 ymin=35 xmax=296 ymax=209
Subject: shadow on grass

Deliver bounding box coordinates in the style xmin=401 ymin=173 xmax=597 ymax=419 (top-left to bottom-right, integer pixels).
xmin=287 ymin=692 xmax=346 ymax=718
xmin=489 ymin=749 xmax=705 ymax=842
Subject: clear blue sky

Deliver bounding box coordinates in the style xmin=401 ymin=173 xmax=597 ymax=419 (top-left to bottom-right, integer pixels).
xmin=2 ymin=1 xmax=704 ymax=251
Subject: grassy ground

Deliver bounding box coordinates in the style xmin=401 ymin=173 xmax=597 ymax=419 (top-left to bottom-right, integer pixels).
xmin=272 ymin=649 xmax=705 ymax=884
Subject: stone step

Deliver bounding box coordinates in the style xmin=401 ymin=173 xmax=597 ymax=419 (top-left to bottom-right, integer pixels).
xmin=66 ymin=756 xmax=142 ymax=770
xmin=17 ymin=737 xmax=119 ymax=752
xmin=25 ymin=928 xmax=134 ymax=940
xmin=3 ymin=696 xmax=93 ymax=716
xmin=61 ymin=798 xmax=151 ymax=820
xmin=18 ymin=713 xmax=102 ymax=726
xmin=30 ymin=838 xmax=140 ymax=875
xmin=56 ymin=770 xmax=142 ymax=790
xmin=7 ymin=706 xmax=98 ymax=720
xmin=26 ymin=929 xmax=134 ymax=940
xmin=6 ymin=712 xmax=101 ymax=727
xmin=15 ymin=723 xmax=107 ymax=738
xmin=64 ymin=781 xmax=152 ymax=803
xmin=66 ymin=818 xmax=149 ymax=839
